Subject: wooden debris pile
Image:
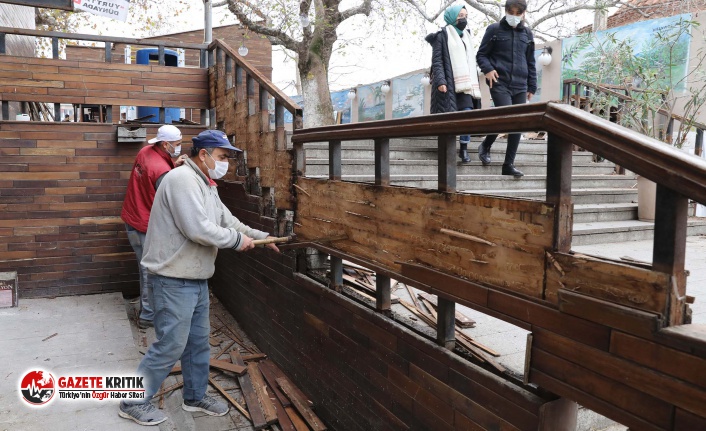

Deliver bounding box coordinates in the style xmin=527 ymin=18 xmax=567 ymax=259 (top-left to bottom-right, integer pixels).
xmin=157 ymin=313 xmax=327 ymax=431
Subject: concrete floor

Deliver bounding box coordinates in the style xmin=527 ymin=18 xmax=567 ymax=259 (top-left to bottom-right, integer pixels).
xmin=2 ymin=235 xmax=705 ymax=431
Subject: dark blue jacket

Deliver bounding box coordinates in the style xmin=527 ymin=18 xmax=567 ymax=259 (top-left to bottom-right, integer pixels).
xmin=476 ymin=18 xmax=537 ymax=94
xmin=425 ymin=28 xmax=476 ymax=114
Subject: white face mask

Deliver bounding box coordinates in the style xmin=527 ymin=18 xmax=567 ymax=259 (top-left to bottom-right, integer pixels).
xmin=506 ymin=14 xmax=522 ymax=27
xmin=206 ymin=152 xmax=229 ymax=179
xmin=168 ymin=143 xmax=181 ymax=158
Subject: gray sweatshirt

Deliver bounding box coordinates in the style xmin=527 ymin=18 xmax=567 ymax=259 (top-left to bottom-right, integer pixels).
xmin=141 ymin=158 xmax=269 ymax=280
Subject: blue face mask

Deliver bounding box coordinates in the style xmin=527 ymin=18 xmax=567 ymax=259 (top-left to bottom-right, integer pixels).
xmin=506 ymin=14 xmax=522 ymax=27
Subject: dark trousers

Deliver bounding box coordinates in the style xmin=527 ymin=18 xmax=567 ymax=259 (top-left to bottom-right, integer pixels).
xmin=481 ymin=87 xmax=527 ymax=165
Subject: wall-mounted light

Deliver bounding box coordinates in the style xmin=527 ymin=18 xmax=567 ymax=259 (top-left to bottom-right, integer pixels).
xmin=380 ymin=81 xmax=391 ymax=94
xmin=347 ymin=89 xmax=356 ymax=100
xmin=421 ymin=73 xmax=430 ymax=86
xmin=300 ymin=13 xmax=310 ymax=28
xmin=538 ymin=46 xmax=552 ymax=67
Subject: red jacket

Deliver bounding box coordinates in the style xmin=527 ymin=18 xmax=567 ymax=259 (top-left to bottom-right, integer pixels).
xmin=121 ymin=145 xmax=175 ymax=233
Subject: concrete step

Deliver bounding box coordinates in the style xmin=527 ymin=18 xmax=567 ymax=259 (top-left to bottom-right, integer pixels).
xmin=572 ymin=218 xmax=706 ymax=245
xmin=308 ymin=174 xmax=637 ymax=191
xmin=463 ymin=188 xmax=638 ymax=205
xmin=304 ymin=160 xmax=617 ymax=176
xmin=573 ymin=203 xmax=638 ymax=223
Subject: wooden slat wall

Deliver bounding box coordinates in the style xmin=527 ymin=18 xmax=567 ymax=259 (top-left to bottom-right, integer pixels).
xmin=0 ymin=55 xmax=209 ymax=110
xmin=0 ymin=121 xmax=205 ymax=297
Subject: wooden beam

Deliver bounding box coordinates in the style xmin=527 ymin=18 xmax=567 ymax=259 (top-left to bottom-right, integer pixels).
xmin=231 ymin=350 xmax=269 ymax=429
xmin=0 ymin=33 xmax=4 ymax=55
xmin=329 ymin=256 xmax=343 ymax=292
xmin=247 ymin=362 xmax=278 ymax=425
xmin=438 ymin=134 xmax=456 ymax=193
xmin=277 ymin=378 xmax=327 ymax=431
xmin=375 ymin=273 xmax=391 ymax=315
xmin=652 ymin=184 xmax=688 ymax=325
xmin=436 ymin=297 xmax=456 ymax=350
xmin=328 ymin=140 xmax=341 ymax=180
xmin=545 ymin=133 xmax=573 ymax=251
xmin=1 ymin=101 xmax=8 ymax=120
xmin=52 ymin=37 xmax=59 ymax=59
xmin=104 ymin=42 xmax=111 ymax=63
xmin=374 ymin=138 xmax=390 ymax=186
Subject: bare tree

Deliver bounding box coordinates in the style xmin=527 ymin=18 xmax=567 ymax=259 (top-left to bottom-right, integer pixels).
xmin=216 ymin=0 xmax=398 ymax=127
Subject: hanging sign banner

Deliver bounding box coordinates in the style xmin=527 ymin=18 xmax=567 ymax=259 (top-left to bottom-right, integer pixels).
xmin=73 ymin=0 xmax=129 ymax=22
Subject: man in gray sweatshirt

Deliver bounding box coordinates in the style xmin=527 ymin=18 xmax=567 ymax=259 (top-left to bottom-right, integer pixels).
xmin=119 ymin=129 xmax=279 ymax=426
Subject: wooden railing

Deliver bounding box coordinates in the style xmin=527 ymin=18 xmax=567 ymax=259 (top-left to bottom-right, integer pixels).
xmin=206 ymin=39 xmax=302 ymax=217
xmin=0 ymin=27 xmax=209 ymax=123
xmin=285 ymin=101 xmax=706 ymax=429
xmin=563 ymin=77 xmax=705 ymax=155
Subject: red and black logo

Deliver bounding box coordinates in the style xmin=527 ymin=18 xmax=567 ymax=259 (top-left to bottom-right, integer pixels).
xmin=20 ymin=370 xmax=55 ymax=405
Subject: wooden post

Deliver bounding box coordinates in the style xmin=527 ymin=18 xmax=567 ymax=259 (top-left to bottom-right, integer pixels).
xmin=209 ymin=109 xmax=216 ymax=128
xmin=652 ymin=184 xmax=688 ymax=324
xmin=246 ymin=74 xmax=255 ymax=116
xmin=275 ymin=101 xmax=286 ymax=151
xmin=545 ymin=133 xmax=573 ymax=252
xmin=0 ymin=33 xmax=5 ymax=54
xmin=52 ymin=37 xmax=59 ymax=59
xmin=159 ymin=107 xmax=165 ymax=124
xmin=200 ymin=109 xmax=207 ymax=125
xmin=235 ymin=65 xmax=243 ymax=101
xmin=199 ymin=49 xmax=207 ymax=68
xmin=2 ymin=101 xmax=8 ymax=120
xmin=294 ymin=142 xmax=305 ymax=174
xmin=54 ymin=103 xmax=60 ymax=122
xmin=104 ymin=42 xmax=111 ymax=62
xmin=538 ymin=397 xmax=578 ymax=431
xmin=225 ymin=55 xmax=233 ymax=89
xmin=259 ymin=84 xmax=269 ymax=133
xmin=207 ymin=48 xmax=214 ymax=68
xmin=438 ymin=134 xmax=456 ymax=193
xmin=575 ymin=84 xmax=582 ymax=108
xmin=696 ymin=128 xmax=704 ymax=157
xmin=374 ymin=138 xmax=390 ymax=186
xmin=375 ymin=274 xmax=391 ymax=315
xmin=158 ymin=45 xmax=165 ymax=66
xmin=329 ymin=140 xmax=342 ymax=181
xmin=330 ymin=256 xmax=343 ymax=292
xmin=437 ymin=297 xmax=455 ymax=350
xmin=105 ymin=106 xmax=112 ymax=123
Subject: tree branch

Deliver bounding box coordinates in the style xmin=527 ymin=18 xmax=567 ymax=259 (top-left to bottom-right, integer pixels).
xmin=402 ymin=0 xmax=455 ymax=23
xmin=225 ymin=0 xmax=301 ymax=52
xmin=339 ymin=0 xmax=374 ymax=22
xmin=529 ymin=0 xmax=622 ymax=29
xmin=462 ymin=0 xmax=502 ymax=23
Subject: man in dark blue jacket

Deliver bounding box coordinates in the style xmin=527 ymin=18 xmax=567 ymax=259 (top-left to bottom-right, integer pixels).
xmin=476 ymin=0 xmax=537 ymax=177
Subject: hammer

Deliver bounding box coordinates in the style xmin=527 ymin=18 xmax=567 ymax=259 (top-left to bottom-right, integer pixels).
xmin=252 ymin=234 xmax=296 ymax=246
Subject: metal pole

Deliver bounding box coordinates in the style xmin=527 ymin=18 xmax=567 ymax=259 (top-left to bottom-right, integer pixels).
xmin=204 ymin=0 xmax=213 ymax=44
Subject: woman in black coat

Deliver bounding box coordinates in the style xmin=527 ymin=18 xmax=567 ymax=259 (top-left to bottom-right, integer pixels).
xmin=425 ymin=4 xmax=481 ymax=163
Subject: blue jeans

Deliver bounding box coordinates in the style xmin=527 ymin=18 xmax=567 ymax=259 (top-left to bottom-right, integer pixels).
xmin=459 ymin=106 xmax=473 ymax=145
xmin=125 ymin=224 xmax=154 ymax=321
xmin=134 ymin=274 xmax=211 ymax=403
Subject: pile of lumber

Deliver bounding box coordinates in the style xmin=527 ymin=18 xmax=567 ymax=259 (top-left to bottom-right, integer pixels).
xmin=159 ymin=314 xmax=326 ymax=431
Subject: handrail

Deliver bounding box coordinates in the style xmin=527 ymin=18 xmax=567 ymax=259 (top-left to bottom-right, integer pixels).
xmin=292 ymin=101 xmax=706 ymax=206
xmin=563 ymin=77 xmax=706 ymax=132
xmin=0 ymin=26 xmax=208 ymax=50
xmin=208 ymin=39 xmax=302 ymax=115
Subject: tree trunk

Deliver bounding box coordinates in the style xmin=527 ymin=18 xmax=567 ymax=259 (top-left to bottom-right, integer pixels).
xmin=298 ymin=50 xmax=335 ymax=128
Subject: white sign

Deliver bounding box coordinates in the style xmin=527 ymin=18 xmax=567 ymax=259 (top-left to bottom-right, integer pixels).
xmin=73 ymin=0 xmax=129 ymax=22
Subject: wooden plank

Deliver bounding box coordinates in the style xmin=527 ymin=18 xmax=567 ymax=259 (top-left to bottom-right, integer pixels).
xmin=209 ymin=358 xmax=246 ymax=376
xmin=208 ymin=376 xmax=252 ymax=421
xmin=674 ymin=408 xmax=706 ymax=430
xmin=296 ymin=178 xmax=554 ymax=299
xmin=610 ymin=331 xmax=706 ymax=390
xmin=284 ymin=406 xmax=311 ymax=431
xmin=438 ymin=134 xmax=456 ymax=193
xmin=418 ymin=292 xmax=475 ymax=328
xmin=545 ymin=251 xmax=670 ymax=314
xmin=437 ymin=297 xmax=455 ymax=350
xmin=374 ymin=138 xmax=390 ymax=186
xmin=258 ymin=361 xmax=291 ymax=407
xmin=247 ymin=362 xmax=278 ymax=426
xmin=531 ymin=347 xmax=672 ymax=428
xmin=557 ymin=289 xmax=662 ymax=337
xmin=277 ymin=378 xmax=327 ymax=431
xmin=533 ymin=327 xmax=706 ymax=418
xmin=267 ymin=386 xmax=297 ymax=431
xmin=375 ymin=273 xmax=391 ymax=314
xmin=231 ymin=350 xmax=268 ymax=429
xmin=655 ymin=324 xmax=706 ymax=359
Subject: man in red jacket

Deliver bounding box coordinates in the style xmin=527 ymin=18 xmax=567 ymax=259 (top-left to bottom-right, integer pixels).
xmin=121 ymin=125 xmax=187 ymax=329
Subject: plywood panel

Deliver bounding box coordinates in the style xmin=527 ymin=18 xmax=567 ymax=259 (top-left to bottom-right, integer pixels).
xmin=295 ymin=178 xmax=555 ymax=298
xmin=545 ymin=251 xmax=671 ymax=315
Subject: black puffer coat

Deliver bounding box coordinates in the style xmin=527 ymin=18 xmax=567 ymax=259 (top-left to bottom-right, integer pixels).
xmin=425 ymin=28 xmax=476 ymax=114
xmin=476 ymin=18 xmax=537 ymax=94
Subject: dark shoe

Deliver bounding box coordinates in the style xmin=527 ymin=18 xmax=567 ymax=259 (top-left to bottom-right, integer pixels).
xmin=119 ymin=401 xmax=167 ymax=426
xmin=502 ymin=164 xmax=524 ymax=177
xmin=459 ymin=143 xmax=471 ymax=163
xmin=478 ymin=143 xmax=491 ymax=165
xmin=138 ymin=318 xmax=153 ymax=329
xmin=183 ymin=394 xmax=229 ymax=416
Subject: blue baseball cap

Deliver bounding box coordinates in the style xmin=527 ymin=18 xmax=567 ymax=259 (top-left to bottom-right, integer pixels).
xmin=192 ymin=130 xmax=241 ymax=151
